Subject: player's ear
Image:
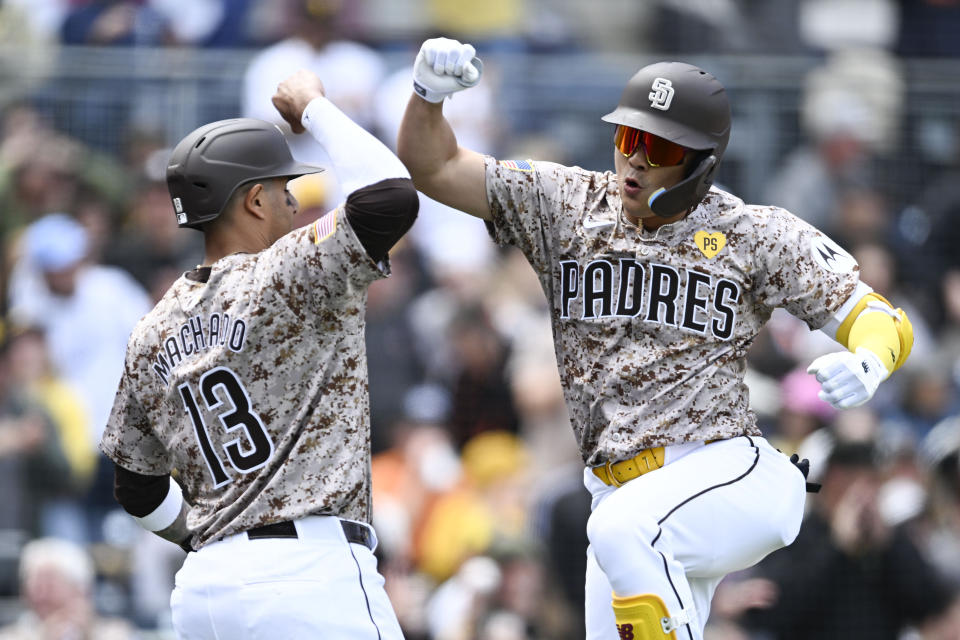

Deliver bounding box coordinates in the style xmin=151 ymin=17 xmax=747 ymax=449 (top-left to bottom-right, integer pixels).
xmin=243 ymin=183 xmax=268 ymax=220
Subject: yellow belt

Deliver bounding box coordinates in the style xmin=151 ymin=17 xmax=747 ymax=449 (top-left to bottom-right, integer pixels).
xmin=592 ymin=440 xmax=719 ymax=487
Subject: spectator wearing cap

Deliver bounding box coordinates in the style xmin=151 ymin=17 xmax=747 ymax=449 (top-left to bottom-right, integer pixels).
xmin=6 ymin=213 xmax=150 ymax=542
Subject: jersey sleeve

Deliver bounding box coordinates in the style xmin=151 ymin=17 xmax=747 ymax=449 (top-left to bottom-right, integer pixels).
xmin=484 ymin=157 xmax=581 ymax=273
xmin=264 ymin=206 xmax=389 ymax=314
xmin=753 ymin=208 xmax=860 ymax=330
xmin=100 ymin=354 xmax=172 ymax=476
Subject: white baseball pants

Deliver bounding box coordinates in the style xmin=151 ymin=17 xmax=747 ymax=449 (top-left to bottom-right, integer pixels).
xmin=170 ymin=515 xmax=403 ymax=640
xmin=583 ymin=435 xmax=807 ymax=640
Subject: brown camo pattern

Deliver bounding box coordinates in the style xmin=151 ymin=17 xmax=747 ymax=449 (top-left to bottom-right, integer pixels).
xmin=484 ymin=157 xmax=858 ymax=467
xmin=100 ymin=212 xmax=386 ymax=548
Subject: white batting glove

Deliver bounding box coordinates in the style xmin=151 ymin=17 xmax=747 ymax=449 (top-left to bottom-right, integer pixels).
xmin=412 ymin=37 xmax=483 ymax=103
xmin=807 ymin=348 xmax=888 ymax=410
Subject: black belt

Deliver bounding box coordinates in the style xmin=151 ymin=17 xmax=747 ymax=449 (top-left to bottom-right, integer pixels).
xmin=246 ymin=519 xmax=375 ymax=550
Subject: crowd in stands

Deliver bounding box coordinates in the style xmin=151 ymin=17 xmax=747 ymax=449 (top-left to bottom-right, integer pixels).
xmin=2 ymin=0 xmax=960 ymax=638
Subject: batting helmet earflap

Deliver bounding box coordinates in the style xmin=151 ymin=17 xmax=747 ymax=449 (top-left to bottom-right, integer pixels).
xmin=166 ymin=118 xmax=324 ymax=229
xmin=602 ymin=62 xmax=731 ymax=217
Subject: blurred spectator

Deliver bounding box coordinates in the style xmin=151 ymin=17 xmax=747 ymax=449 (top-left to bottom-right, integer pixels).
xmin=763 ymin=50 xmax=903 ymax=236
xmin=2 ymin=0 xmax=70 ymax=41
xmin=850 ymin=241 xmax=935 ymax=365
xmin=507 ymin=324 xmax=575 ymax=472
xmin=650 ymin=0 xmax=808 ymax=54
xmin=147 ymin=0 xmax=253 ymax=47
xmin=0 ymin=330 xmax=72 ymax=543
xmin=371 ymin=385 xmax=461 ymax=566
xmin=895 ymin=139 xmax=960 ymax=328
xmin=0 ymin=3 xmax=55 ymax=112
xmin=479 ymin=546 xmax=548 ymax=639
xmin=744 ymin=438 xmax=958 ymax=638
xmin=941 ymin=270 xmax=960 ymax=386
xmin=425 ymin=555 xmax=502 ymax=640
xmin=7 ymin=214 xmax=150 ymax=542
xmin=415 ymin=431 xmax=530 ymax=582
xmin=60 ymin=0 xmax=172 ymax=46
xmin=0 ymin=537 xmax=135 ymax=640
xmin=103 ymin=178 xmax=203 ymax=301
xmin=372 ymin=393 xmax=461 ymax=639
xmin=425 ymin=0 xmax=527 ymax=52
xmin=0 ymin=113 xmax=82 ymax=236
xmin=829 ymin=186 xmax=892 ymax=250
xmin=884 ymin=362 xmax=960 ymax=443
xmin=921 ymin=416 xmax=960 ymax=589
xmin=0 ymin=105 xmax=129 ymax=235
xmin=896 ymin=0 xmax=960 ymax=57
xmin=2 ymin=326 xmax=95 ymax=538
xmin=798 ymin=0 xmax=898 ymax=51
xmin=365 ymin=241 xmax=430 ymax=453
xmin=770 ymin=366 xmax=836 ymax=454
xmin=242 ymin=0 xmax=385 ymax=209
xmin=530 ymin=469 xmax=590 ymax=639
xmin=7 ymin=214 xmax=149 ymax=443
xmin=446 ymin=304 xmax=520 ymax=451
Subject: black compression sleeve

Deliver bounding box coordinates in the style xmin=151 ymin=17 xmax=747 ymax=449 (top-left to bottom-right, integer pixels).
xmin=343 ymin=178 xmax=419 ymax=263
xmin=114 ymin=464 xmax=171 ymax=518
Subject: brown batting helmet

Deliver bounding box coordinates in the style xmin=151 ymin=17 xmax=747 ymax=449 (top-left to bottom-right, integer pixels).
xmin=166 ymin=118 xmax=324 ymax=229
xmin=602 ymin=62 xmax=731 ymax=216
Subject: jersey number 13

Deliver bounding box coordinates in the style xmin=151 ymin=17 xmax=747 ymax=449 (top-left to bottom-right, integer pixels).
xmin=178 ymin=366 xmax=275 ymax=487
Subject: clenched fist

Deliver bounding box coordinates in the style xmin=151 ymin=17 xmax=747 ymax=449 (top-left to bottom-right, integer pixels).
xmin=412 ymin=37 xmax=483 ymax=103
xmin=807 ymin=347 xmax=887 ymax=410
xmin=272 ymin=70 xmax=326 ymax=134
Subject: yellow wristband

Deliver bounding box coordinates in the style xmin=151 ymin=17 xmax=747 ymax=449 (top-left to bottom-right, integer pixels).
xmin=848 ymin=309 xmax=900 ymax=374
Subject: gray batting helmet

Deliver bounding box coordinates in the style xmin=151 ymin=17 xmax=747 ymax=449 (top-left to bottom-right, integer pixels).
xmin=602 ymin=62 xmax=731 ymax=216
xmin=166 ymin=118 xmax=324 ymax=229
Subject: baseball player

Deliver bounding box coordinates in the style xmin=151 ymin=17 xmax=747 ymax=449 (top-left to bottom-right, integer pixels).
xmin=99 ymin=70 xmax=417 ymax=639
xmin=397 ymin=38 xmax=914 ymax=639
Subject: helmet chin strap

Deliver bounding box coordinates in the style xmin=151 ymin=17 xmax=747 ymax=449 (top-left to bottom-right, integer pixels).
xmin=648 ymin=154 xmax=717 ymax=217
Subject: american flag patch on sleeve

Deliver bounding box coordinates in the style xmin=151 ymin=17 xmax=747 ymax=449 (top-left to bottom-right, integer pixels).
xmin=313 ymin=209 xmax=337 ymax=244
xmin=499 ymin=159 xmax=534 ymax=172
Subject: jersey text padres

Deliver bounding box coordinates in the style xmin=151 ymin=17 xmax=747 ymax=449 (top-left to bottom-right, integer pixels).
xmin=484 ymin=158 xmax=858 ymax=466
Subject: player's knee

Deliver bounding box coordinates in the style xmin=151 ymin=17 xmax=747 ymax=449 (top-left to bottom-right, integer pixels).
xmin=587 ymin=503 xmax=659 ymax=566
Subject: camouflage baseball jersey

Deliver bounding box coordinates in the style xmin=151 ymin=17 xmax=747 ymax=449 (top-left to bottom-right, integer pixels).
xmin=484 ymin=157 xmax=860 ymax=467
xmin=100 ymin=210 xmax=385 ymax=547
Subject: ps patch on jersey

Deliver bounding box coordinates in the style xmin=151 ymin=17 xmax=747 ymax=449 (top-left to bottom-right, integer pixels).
xmin=694 ymin=231 xmax=726 ymax=258
xmin=810 ymin=234 xmax=857 ymax=273
xmin=499 ymin=159 xmax=534 ymax=172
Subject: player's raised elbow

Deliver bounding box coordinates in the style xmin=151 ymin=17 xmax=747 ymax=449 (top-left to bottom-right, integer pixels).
xmin=392 ymin=177 xmax=421 ymax=231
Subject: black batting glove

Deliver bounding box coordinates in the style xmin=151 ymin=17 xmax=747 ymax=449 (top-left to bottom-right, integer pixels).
xmin=790 ymin=453 xmax=821 ymax=493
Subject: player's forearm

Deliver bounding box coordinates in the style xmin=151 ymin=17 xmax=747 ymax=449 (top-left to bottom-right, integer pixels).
xmin=114 ymin=464 xmax=193 ymax=549
xmin=397 ymin=95 xmax=459 ymax=194
xmin=301 ymin=97 xmax=409 ymax=196
xmin=152 ymin=501 xmax=192 ymax=548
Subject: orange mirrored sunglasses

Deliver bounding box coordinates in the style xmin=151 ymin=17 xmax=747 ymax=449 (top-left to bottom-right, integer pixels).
xmin=613 ymin=125 xmax=687 ymax=167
